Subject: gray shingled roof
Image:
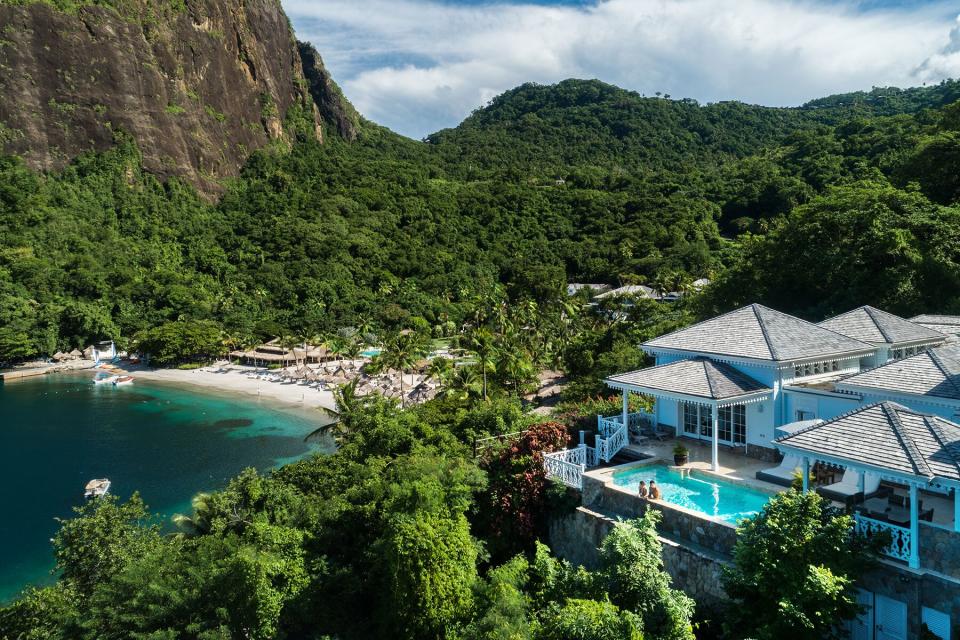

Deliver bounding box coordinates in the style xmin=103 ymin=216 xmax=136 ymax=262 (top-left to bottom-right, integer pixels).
xmin=606 ymin=357 xmax=771 ymax=400
xmin=910 ymin=314 xmax=960 ymax=327
xmin=776 ymin=402 xmax=960 ymax=482
xmin=643 ymin=304 xmax=874 ymax=362
xmin=818 ymin=306 xmax=945 ymax=346
xmin=839 ymin=345 xmax=960 ymax=400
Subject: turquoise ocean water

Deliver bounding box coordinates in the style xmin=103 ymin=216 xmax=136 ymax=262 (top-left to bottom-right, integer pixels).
xmin=0 ymin=373 xmax=334 ymax=603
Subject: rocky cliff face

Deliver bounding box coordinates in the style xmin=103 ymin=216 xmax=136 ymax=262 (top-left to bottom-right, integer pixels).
xmin=0 ymin=0 xmax=355 ymax=195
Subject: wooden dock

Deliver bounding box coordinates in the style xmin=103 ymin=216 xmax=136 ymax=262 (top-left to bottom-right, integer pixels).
xmin=0 ymin=368 xmax=50 ymax=382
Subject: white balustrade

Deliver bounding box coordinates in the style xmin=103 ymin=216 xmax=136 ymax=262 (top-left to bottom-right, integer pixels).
xmin=544 ymin=449 xmax=586 ymax=488
xmin=585 ymin=446 xmax=598 ymax=467
xmin=855 ymin=514 xmax=912 ymax=563
xmin=595 ymin=423 xmax=629 ymax=463
xmin=598 ymin=412 xmax=654 ymax=437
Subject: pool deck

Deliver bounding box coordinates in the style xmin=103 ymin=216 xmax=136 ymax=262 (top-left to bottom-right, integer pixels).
xmin=589 ymin=436 xmax=788 ymax=495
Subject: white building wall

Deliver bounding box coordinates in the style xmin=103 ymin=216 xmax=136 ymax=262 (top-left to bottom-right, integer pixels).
xmin=783 ymin=389 xmax=861 ymax=424
xmin=745 ymin=399 xmax=776 ymax=449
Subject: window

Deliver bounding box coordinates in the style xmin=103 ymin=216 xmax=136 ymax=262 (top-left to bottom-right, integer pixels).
xmin=699 ymin=405 xmax=713 ymax=438
xmin=682 ymin=402 xmax=698 ymax=435
xmin=719 ymin=405 xmax=746 ymax=444
xmin=796 ymin=409 xmax=815 ymax=421
xmin=682 ymin=402 xmax=712 ymax=438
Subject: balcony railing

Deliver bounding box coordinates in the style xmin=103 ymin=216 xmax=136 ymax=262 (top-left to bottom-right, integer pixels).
xmin=597 ymin=411 xmax=654 ymax=436
xmin=544 ymin=447 xmax=588 ymax=489
xmin=855 ymin=513 xmax=912 ymax=563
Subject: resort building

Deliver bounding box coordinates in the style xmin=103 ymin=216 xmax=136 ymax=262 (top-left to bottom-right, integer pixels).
xmin=818 ymin=305 xmax=945 ymax=367
xmin=911 ymin=314 xmax=960 ymax=343
xmin=544 ymin=302 xmax=960 ymax=640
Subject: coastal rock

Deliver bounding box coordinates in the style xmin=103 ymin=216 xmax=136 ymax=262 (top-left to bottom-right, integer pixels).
xmin=0 ymin=0 xmax=354 ymax=197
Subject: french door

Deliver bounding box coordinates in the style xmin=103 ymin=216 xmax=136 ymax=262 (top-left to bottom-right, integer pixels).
xmin=680 ymin=402 xmax=746 ymax=445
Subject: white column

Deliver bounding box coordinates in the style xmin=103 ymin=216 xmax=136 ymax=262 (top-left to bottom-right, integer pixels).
xmin=711 ymin=404 xmax=719 ymax=472
xmin=621 ymin=390 xmax=629 ymax=427
xmin=954 ymin=488 xmax=960 ymax=532
xmin=802 ymin=457 xmax=810 ymax=493
xmin=909 ymin=483 xmax=920 ymax=570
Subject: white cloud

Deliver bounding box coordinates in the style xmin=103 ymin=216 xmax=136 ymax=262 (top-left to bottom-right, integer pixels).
xmin=282 ymin=0 xmax=960 ymax=138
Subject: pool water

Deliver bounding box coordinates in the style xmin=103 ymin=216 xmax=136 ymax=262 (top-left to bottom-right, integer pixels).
xmin=612 ymin=464 xmax=773 ymax=524
xmin=361 ymin=348 xmax=382 ymax=357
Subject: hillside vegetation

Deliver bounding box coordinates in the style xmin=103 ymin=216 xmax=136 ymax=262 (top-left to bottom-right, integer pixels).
xmin=4 ymin=78 xmax=960 ymax=360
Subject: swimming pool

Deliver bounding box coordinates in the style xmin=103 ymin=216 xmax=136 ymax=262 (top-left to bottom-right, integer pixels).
xmin=612 ymin=464 xmax=773 ymax=525
xmin=361 ymin=348 xmax=382 ymax=358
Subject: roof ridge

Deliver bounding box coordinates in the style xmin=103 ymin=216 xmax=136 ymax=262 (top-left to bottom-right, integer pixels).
xmin=702 ymin=359 xmax=719 ymax=398
xmin=925 ymin=348 xmax=960 ymax=398
xmin=751 ymin=304 xmax=779 ymax=360
xmin=924 ymin=415 xmax=960 ymax=480
xmin=862 ymin=306 xmax=895 ymax=343
xmin=883 ymin=403 xmax=934 ymax=478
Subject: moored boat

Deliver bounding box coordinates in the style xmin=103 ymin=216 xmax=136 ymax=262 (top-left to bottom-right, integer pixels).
xmin=84 ymin=478 xmax=111 ymax=499
xmin=92 ymin=374 xmax=119 ymax=385
xmin=113 ymin=376 xmax=134 ymax=386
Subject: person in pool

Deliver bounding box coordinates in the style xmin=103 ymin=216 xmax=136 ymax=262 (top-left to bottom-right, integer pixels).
xmin=637 ymin=480 xmax=648 ymax=498
xmin=649 ymin=480 xmax=662 ymax=500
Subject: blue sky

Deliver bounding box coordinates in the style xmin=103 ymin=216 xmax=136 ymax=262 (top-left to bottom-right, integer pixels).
xmin=282 ymin=0 xmax=960 ymax=139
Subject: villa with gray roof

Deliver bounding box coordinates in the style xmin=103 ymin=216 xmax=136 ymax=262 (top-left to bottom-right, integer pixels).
xmin=911 ymin=314 xmax=960 ymax=343
xmin=818 ymin=305 xmax=945 ymax=367
xmin=544 ymin=302 xmax=960 ymax=638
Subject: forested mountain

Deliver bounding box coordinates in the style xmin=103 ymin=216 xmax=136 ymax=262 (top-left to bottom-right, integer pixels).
xmin=426 ymin=78 xmax=960 ymax=178
xmin=1 ymin=0 xmax=960 ymax=359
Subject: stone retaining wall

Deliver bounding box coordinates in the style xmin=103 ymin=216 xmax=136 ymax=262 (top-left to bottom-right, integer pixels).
xmin=581 ymin=473 xmax=739 ymax=555
xmin=919 ymin=521 xmax=960 ymax=580
xmin=548 ymin=507 xmax=729 ymax=608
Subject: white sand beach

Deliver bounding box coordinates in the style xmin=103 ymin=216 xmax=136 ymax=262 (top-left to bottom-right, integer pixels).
xmin=112 ymin=364 xmax=337 ymax=411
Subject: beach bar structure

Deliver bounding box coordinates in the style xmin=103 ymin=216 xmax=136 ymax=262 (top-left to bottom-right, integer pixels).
xmin=230 ymin=340 xmax=332 ymax=367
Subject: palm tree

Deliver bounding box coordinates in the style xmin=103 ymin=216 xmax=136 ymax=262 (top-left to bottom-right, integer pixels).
xmin=279 ymin=334 xmax=299 ymax=367
xmin=442 ymin=364 xmax=484 ymax=402
xmin=466 ymin=327 xmax=497 ymax=401
xmin=426 ymin=356 xmax=452 ymax=393
xmin=325 ymin=334 xmax=349 ymax=367
xmin=304 ymin=377 xmax=366 ymax=443
xmin=172 ymin=492 xmax=214 ymax=536
xmin=380 ymin=330 xmax=428 ymax=407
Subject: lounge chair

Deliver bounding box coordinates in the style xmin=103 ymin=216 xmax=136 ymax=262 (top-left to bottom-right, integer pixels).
xmin=817 ymin=470 xmax=887 ymax=506
xmin=755 ymin=453 xmax=803 ymax=487
xmin=648 ymin=424 xmax=672 ymax=441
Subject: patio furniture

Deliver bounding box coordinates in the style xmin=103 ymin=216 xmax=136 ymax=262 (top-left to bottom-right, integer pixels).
xmin=755 ymin=453 xmax=803 ymax=487
xmin=817 ymin=470 xmax=887 ymax=506
xmin=648 ymin=425 xmax=672 ymax=441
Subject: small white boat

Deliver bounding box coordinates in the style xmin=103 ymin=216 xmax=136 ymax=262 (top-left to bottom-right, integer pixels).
xmin=113 ymin=376 xmax=134 ymax=386
xmin=84 ymin=478 xmax=111 ymax=499
xmin=92 ymin=374 xmax=119 ymax=385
